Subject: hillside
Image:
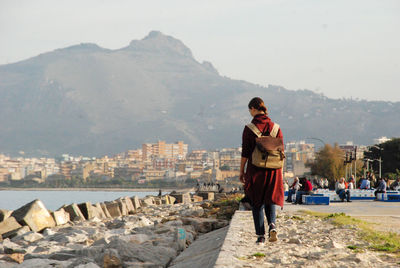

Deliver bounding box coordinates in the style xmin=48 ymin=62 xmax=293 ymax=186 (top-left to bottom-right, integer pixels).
xmin=0 ymin=31 xmax=399 ymax=156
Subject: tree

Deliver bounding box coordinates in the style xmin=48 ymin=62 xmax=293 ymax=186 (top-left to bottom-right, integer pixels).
xmin=364 ymin=138 xmax=400 ymax=177
xmin=308 ymin=144 xmax=345 ymax=184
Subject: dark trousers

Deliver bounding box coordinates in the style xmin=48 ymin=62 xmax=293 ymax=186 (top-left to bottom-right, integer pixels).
xmin=337 ymin=189 xmax=350 ymax=201
xmin=295 ymin=191 xmax=311 ymax=204
xmin=286 ymin=189 xmax=296 ymax=202
xmin=374 ymin=190 xmax=385 ymax=197
xmin=251 ymin=203 xmax=276 ymax=236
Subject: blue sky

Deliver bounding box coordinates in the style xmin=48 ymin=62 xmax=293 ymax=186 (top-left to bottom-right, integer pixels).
xmin=0 ymin=0 xmax=399 ymax=101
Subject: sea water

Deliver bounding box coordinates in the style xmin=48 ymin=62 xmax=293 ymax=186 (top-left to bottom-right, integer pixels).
xmin=0 ymin=190 xmax=158 ymax=211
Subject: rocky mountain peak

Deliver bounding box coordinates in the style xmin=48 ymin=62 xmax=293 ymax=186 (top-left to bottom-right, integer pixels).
xmin=127 ymin=31 xmax=193 ymax=57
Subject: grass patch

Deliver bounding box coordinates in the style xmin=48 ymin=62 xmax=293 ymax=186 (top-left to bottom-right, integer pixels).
xmin=252 ymin=252 xmax=266 ymax=258
xmin=291 ymin=215 xmax=304 ymax=221
xmin=301 ymin=210 xmax=400 ymax=254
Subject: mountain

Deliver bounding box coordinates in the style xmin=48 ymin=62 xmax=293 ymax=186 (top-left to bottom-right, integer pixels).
xmin=0 ymin=31 xmax=399 ymax=157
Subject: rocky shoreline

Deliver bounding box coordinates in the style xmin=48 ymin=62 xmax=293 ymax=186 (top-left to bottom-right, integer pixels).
xmin=0 ymin=191 xmax=238 ymax=267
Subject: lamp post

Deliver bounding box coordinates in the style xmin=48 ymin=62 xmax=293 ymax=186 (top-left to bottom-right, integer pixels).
xmin=370 ymin=145 xmax=383 ymax=179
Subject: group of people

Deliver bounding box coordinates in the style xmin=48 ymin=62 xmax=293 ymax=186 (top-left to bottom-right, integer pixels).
xmin=284 ymin=173 xmax=400 ymax=203
xmin=285 ymin=177 xmax=313 ymax=204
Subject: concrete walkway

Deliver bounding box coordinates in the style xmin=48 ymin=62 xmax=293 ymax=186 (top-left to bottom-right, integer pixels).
xmin=282 ymin=200 xmax=400 ymax=217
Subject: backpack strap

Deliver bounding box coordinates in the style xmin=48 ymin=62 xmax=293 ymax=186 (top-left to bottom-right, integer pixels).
xmin=246 ymin=123 xmax=262 ymax=138
xmin=247 ymin=122 xmax=280 ymax=138
xmin=270 ymin=123 xmax=280 ymax=138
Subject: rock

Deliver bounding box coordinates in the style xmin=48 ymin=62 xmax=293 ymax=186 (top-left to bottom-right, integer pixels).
xmin=99 ymin=203 xmax=112 ymax=218
xmin=68 ymin=257 xmax=101 ymax=268
xmin=15 ymin=258 xmax=71 ymax=267
xmin=3 ymin=226 xmax=31 ymax=240
xmin=11 ymin=199 xmax=56 ymax=233
xmin=115 ymin=197 xmax=135 ymax=215
xmin=48 ymin=252 xmax=78 ymax=261
xmin=52 ymin=208 xmax=70 ymax=226
xmin=13 ymin=231 xmax=43 ymax=243
xmin=130 ymin=196 xmax=141 ymax=210
xmin=105 ymin=202 xmax=122 ymax=218
xmin=76 ymin=263 xmax=101 ymax=268
xmin=170 ymin=193 xmax=191 ymax=204
xmin=100 ymin=249 xmax=122 ymax=268
xmin=324 ymin=240 xmax=344 ymax=249
xmin=288 ymin=238 xmax=302 ymax=244
xmin=106 ymin=237 xmax=175 ymax=267
xmin=129 ymin=234 xmax=150 ymax=244
xmin=3 ymin=241 xmax=27 ymax=254
xmin=181 ymin=217 xmax=219 ymax=233
xmin=192 ymin=195 xmax=203 ymax=202
xmin=180 ymin=207 xmax=204 ymax=217
xmin=92 ymin=204 xmax=106 ymax=220
xmin=0 ymin=217 xmax=23 ymax=237
xmin=168 ymin=195 xmax=176 ymax=205
xmin=63 ymin=203 xmax=86 ymax=222
xmin=141 ymin=197 xmax=155 ymax=207
xmin=3 ymin=253 xmax=24 ymax=264
xmin=175 ymin=228 xmax=187 ymax=251
xmin=154 ymin=198 xmax=162 ymax=205
xmin=197 ymin=191 xmax=215 ymax=201
xmin=0 ymin=209 xmax=13 ymax=222
xmin=42 ymin=228 xmax=56 ymax=236
xmin=78 ymin=202 xmax=101 ymax=220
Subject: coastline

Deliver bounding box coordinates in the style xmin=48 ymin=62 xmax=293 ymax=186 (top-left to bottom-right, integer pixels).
xmin=0 ymin=187 xmax=195 ymax=192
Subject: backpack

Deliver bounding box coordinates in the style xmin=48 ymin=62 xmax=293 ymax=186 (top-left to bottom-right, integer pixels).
xmin=246 ymin=122 xmax=285 ymax=169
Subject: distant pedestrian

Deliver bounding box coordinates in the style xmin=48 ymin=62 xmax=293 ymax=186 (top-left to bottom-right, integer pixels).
xmin=239 ymin=97 xmax=284 ymax=244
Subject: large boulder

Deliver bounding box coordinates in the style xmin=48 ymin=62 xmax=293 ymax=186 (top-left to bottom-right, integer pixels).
xmin=170 ymin=193 xmax=191 ymax=204
xmin=0 ymin=209 xmax=13 ymax=222
xmin=4 ymin=225 xmax=30 ymax=240
xmin=104 ymin=202 xmax=122 ymax=218
xmin=140 ymin=197 xmax=155 ymax=206
xmin=51 ymin=208 xmax=70 ymax=226
xmin=192 ymin=195 xmax=204 ymax=202
xmin=11 ymin=199 xmax=56 ymax=232
xmin=94 ymin=203 xmax=107 ymax=219
xmin=116 ymin=197 xmax=135 ymax=214
xmin=62 ymin=203 xmax=85 ymax=221
xmin=113 ymin=200 xmax=128 ymax=216
xmin=78 ymin=202 xmax=105 ymax=220
xmin=197 ymin=191 xmax=215 ymax=201
xmin=130 ymin=196 xmax=141 ymax=210
xmin=0 ymin=216 xmax=22 ymax=236
xmin=99 ymin=203 xmax=112 ymax=218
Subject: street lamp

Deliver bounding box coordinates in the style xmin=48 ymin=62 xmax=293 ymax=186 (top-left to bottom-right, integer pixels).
xmin=369 ymin=145 xmax=383 ymax=179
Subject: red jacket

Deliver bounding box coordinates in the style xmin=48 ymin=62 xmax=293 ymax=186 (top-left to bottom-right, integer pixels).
xmin=242 ymin=114 xmax=284 ymax=208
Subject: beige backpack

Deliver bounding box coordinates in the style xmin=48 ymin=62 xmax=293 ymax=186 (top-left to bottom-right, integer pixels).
xmin=246 ymin=122 xmax=285 ymax=169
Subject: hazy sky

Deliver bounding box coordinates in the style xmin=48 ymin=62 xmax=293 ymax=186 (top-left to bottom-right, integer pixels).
xmin=1 ymin=0 xmax=399 ymax=101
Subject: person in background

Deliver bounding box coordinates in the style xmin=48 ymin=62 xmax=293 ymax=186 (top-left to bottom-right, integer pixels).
xmin=335 ymin=177 xmax=351 ymax=202
xmin=390 ymin=177 xmax=400 ymax=191
xmin=294 ymin=177 xmax=312 ymax=204
xmin=374 ymin=177 xmax=387 ymax=199
xmin=360 ymin=177 xmax=371 ymax=189
xmin=324 ymin=178 xmax=329 ymax=189
xmin=286 ymin=177 xmax=300 ymax=203
xmin=348 ymin=176 xmax=355 ymax=190
xmin=284 ymin=179 xmax=289 ymax=192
